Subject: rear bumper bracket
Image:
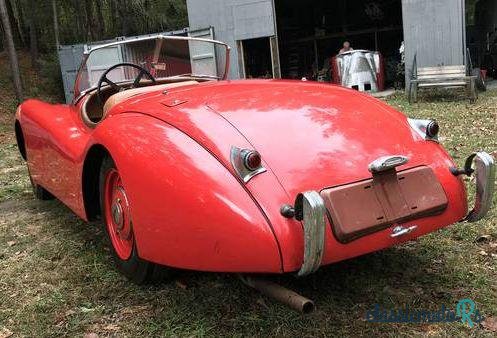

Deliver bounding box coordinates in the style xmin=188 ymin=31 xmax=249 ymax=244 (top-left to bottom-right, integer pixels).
xmin=294 ymin=191 xmax=327 ymax=277
xmin=464 ymin=152 xmax=495 ymax=222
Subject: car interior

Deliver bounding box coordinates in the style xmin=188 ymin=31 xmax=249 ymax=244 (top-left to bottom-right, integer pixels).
xmin=80 ymin=79 xmax=201 ymax=128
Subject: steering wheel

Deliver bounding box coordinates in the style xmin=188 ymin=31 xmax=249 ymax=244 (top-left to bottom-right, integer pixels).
xmin=97 ymin=63 xmax=156 ymax=103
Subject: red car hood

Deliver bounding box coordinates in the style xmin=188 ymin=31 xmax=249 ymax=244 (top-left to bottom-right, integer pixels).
xmin=119 ymin=80 xmax=454 ymax=197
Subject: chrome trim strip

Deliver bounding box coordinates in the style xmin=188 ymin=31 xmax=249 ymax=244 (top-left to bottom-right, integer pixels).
xmin=368 ymin=155 xmax=409 ymax=173
xmin=84 ymin=35 xmax=229 ymax=55
xmin=73 ymin=35 xmax=231 ymax=103
xmin=466 ymin=152 xmax=495 ymax=222
xmin=390 ymin=225 xmax=418 ymax=238
xmin=230 ymin=146 xmax=267 ymax=183
xmin=295 ymin=191 xmax=327 ymax=277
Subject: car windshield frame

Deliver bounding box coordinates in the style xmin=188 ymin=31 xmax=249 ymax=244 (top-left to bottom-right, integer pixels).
xmin=73 ymin=35 xmax=231 ymax=104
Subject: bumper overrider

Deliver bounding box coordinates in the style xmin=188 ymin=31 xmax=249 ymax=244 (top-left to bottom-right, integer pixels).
xmin=291 ymin=152 xmax=495 ymax=277
xmin=457 ymin=152 xmax=496 ymax=222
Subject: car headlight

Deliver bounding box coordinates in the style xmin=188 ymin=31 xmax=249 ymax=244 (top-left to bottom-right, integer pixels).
xmin=408 ymin=118 xmax=440 ymax=142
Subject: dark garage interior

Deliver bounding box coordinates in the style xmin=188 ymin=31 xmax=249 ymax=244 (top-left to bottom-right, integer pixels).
xmin=241 ymin=37 xmax=273 ymax=79
xmin=466 ymin=0 xmax=497 ymax=78
xmin=274 ymin=0 xmax=404 ymax=86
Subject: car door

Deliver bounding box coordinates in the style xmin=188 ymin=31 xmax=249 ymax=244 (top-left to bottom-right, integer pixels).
xmin=38 ymin=101 xmax=92 ymax=216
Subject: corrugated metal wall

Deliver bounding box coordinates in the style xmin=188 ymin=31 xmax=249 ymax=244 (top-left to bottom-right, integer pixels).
xmin=188 ymin=0 xmax=467 ymax=85
xmin=186 ymin=0 xmax=276 ymax=79
xmin=402 ymin=0 xmax=466 ymax=82
xmin=58 ymin=30 xmax=189 ymax=103
xmin=58 ymin=45 xmax=85 ymax=103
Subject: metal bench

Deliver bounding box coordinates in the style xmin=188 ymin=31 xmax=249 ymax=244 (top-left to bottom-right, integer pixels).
xmin=408 ymin=55 xmax=477 ymax=103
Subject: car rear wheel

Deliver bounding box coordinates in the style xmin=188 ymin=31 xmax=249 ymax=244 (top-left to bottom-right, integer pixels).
xmin=29 ymin=173 xmax=54 ymax=200
xmin=99 ymin=156 xmax=172 ymax=284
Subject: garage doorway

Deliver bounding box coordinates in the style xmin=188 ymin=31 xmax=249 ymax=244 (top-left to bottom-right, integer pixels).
xmin=274 ymin=0 xmax=404 ymax=86
xmin=238 ymin=37 xmax=274 ymax=79
xmin=466 ymin=0 xmax=497 ymax=77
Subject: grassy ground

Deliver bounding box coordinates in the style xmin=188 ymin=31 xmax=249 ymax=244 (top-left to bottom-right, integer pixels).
xmin=0 ymin=53 xmax=496 ymax=337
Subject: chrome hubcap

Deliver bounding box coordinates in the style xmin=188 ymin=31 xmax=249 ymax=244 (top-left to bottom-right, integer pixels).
xmin=111 ymin=198 xmax=124 ymax=231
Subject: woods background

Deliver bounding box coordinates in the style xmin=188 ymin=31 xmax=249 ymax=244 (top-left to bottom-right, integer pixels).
xmin=2 ymin=0 xmax=187 ymax=51
xmin=0 ymin=0 xmax=187 ymax=101
xmin=0 ymin=0 xmax=482 ymax=102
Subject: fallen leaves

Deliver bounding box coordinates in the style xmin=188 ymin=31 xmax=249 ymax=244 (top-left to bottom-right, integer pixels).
xmin=256 ymin=297 xmax=269 ymax=310
xmin=79 ymin=306 xmax=97 ymax=313
xmin=102 ymin=324 xmax=120 ymax=332
xmin=475 ymin=234 xmax=492 ymax=243
xmin=175 ymin=279 xmax=188 ymax=290
xmin=0 ymin=327 xmax=13 ymax=338
xmin=54 ymin=309 xmax=76 ymax=328
xmin=119 ymin=305 xmax=151 ymax=316
xmin=83 ymin=333 xmax=99 ymax=338
xmin=475 ymin=235 xmax=497 ymax=260
xmin=482 ymin=316 xmax=497 ymax=332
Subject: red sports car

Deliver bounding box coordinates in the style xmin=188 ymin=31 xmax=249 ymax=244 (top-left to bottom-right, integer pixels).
xmin=15 ymin=36 xmax=495 ymax=289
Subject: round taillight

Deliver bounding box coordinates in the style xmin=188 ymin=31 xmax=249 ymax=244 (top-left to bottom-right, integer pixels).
xmin=426 ymin=120 xmax=439 ymax=138
xmin=243 ymin=151 xmax=262 ymax=171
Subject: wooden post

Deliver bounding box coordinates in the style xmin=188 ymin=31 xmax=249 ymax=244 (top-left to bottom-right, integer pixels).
xmin=0 ymin=0 xmax=23 ymax=102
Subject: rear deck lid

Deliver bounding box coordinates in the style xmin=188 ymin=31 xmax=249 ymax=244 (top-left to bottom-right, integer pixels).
xmin=206 ymin=81 xmax=437 ymax=198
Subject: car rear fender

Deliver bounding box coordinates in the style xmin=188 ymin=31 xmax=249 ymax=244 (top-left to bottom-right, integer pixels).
xmin=90 ymin=113 xmax=282 ymax=272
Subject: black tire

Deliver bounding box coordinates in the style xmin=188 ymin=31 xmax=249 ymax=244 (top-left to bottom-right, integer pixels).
xmin=472 ymin=68 xmax=486 ymax=92
xmin=99 ymin=156 xmax=173 ymax=284
xmin=29 ymin=175 xmax=54 ymax=200
xmin=16 ymin=124 xmax=52 ymax=200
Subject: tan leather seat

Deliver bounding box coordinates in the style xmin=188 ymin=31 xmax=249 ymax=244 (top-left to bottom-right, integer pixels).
xmin=103 ymin=81 xmax=199 ymax=116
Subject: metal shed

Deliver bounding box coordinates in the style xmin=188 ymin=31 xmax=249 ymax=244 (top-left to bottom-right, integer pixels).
xmin=468 ymin=0 xmax=497 ymax=77
xmin=186 ymin=0 xmax=279 ymax=80
xmin=402 ymin=0 xmax=467 ymax=87
xmin=58 ymin=0 xmax=471 ymax=100
xmin=58 ymin=29 xmax=192 ymax=103
xmin=186 ymin=0 xmax=468 ymax=88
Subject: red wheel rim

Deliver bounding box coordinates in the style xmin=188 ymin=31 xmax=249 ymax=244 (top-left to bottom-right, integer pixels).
xmin=104 ymin=168 xmax=133 ymax=260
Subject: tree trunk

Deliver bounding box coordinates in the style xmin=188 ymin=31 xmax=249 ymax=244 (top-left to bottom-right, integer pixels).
xmin=27 ymin=0 xmax=38 ymax=70
xmin=109 ymin=0 xmax=117 ymax=36
xmin=52 ymin=0 xmax=59 ymax=47
xmin=118 ymin=0 xmax=130 ymax=36
xmin=84 ymin=0 xmax=94 ymax=40
xmin=6 ymin=0 xmax=24 ymax=46
xmin=0 ymin=0 xmax=23 ymax=102
xmin=95 ymin=0 xmax=104 ymax=40
xmin=72 ymin=0 xmax=82 ymax=40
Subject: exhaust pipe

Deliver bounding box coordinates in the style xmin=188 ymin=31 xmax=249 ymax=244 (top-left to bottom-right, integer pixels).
xmin=239 ymin=275 xmax=315 ymax=314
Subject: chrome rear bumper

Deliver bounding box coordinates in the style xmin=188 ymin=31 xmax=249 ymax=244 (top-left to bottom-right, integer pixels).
xmin=294 ymin=191 xmax=327 ymax=277
xmin=465 ymin=152 xmax=495 ymax=222
xmin=293 ymin=152 xmax=495 ymax=276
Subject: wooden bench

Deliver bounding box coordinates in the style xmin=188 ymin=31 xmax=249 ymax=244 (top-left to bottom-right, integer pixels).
xmin=409 ymin=57 xmax=477 ymax=103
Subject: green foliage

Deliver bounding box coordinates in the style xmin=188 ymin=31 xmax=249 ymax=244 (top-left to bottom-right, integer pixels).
xmin=37 ymin=53 xmax=64 ymax=99
xmin=6 ymin=0 xmax=188 ymax=51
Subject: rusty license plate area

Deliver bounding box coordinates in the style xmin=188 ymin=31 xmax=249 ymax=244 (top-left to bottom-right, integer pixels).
xmin=320 ymin=166 xmax=448 ymax=243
